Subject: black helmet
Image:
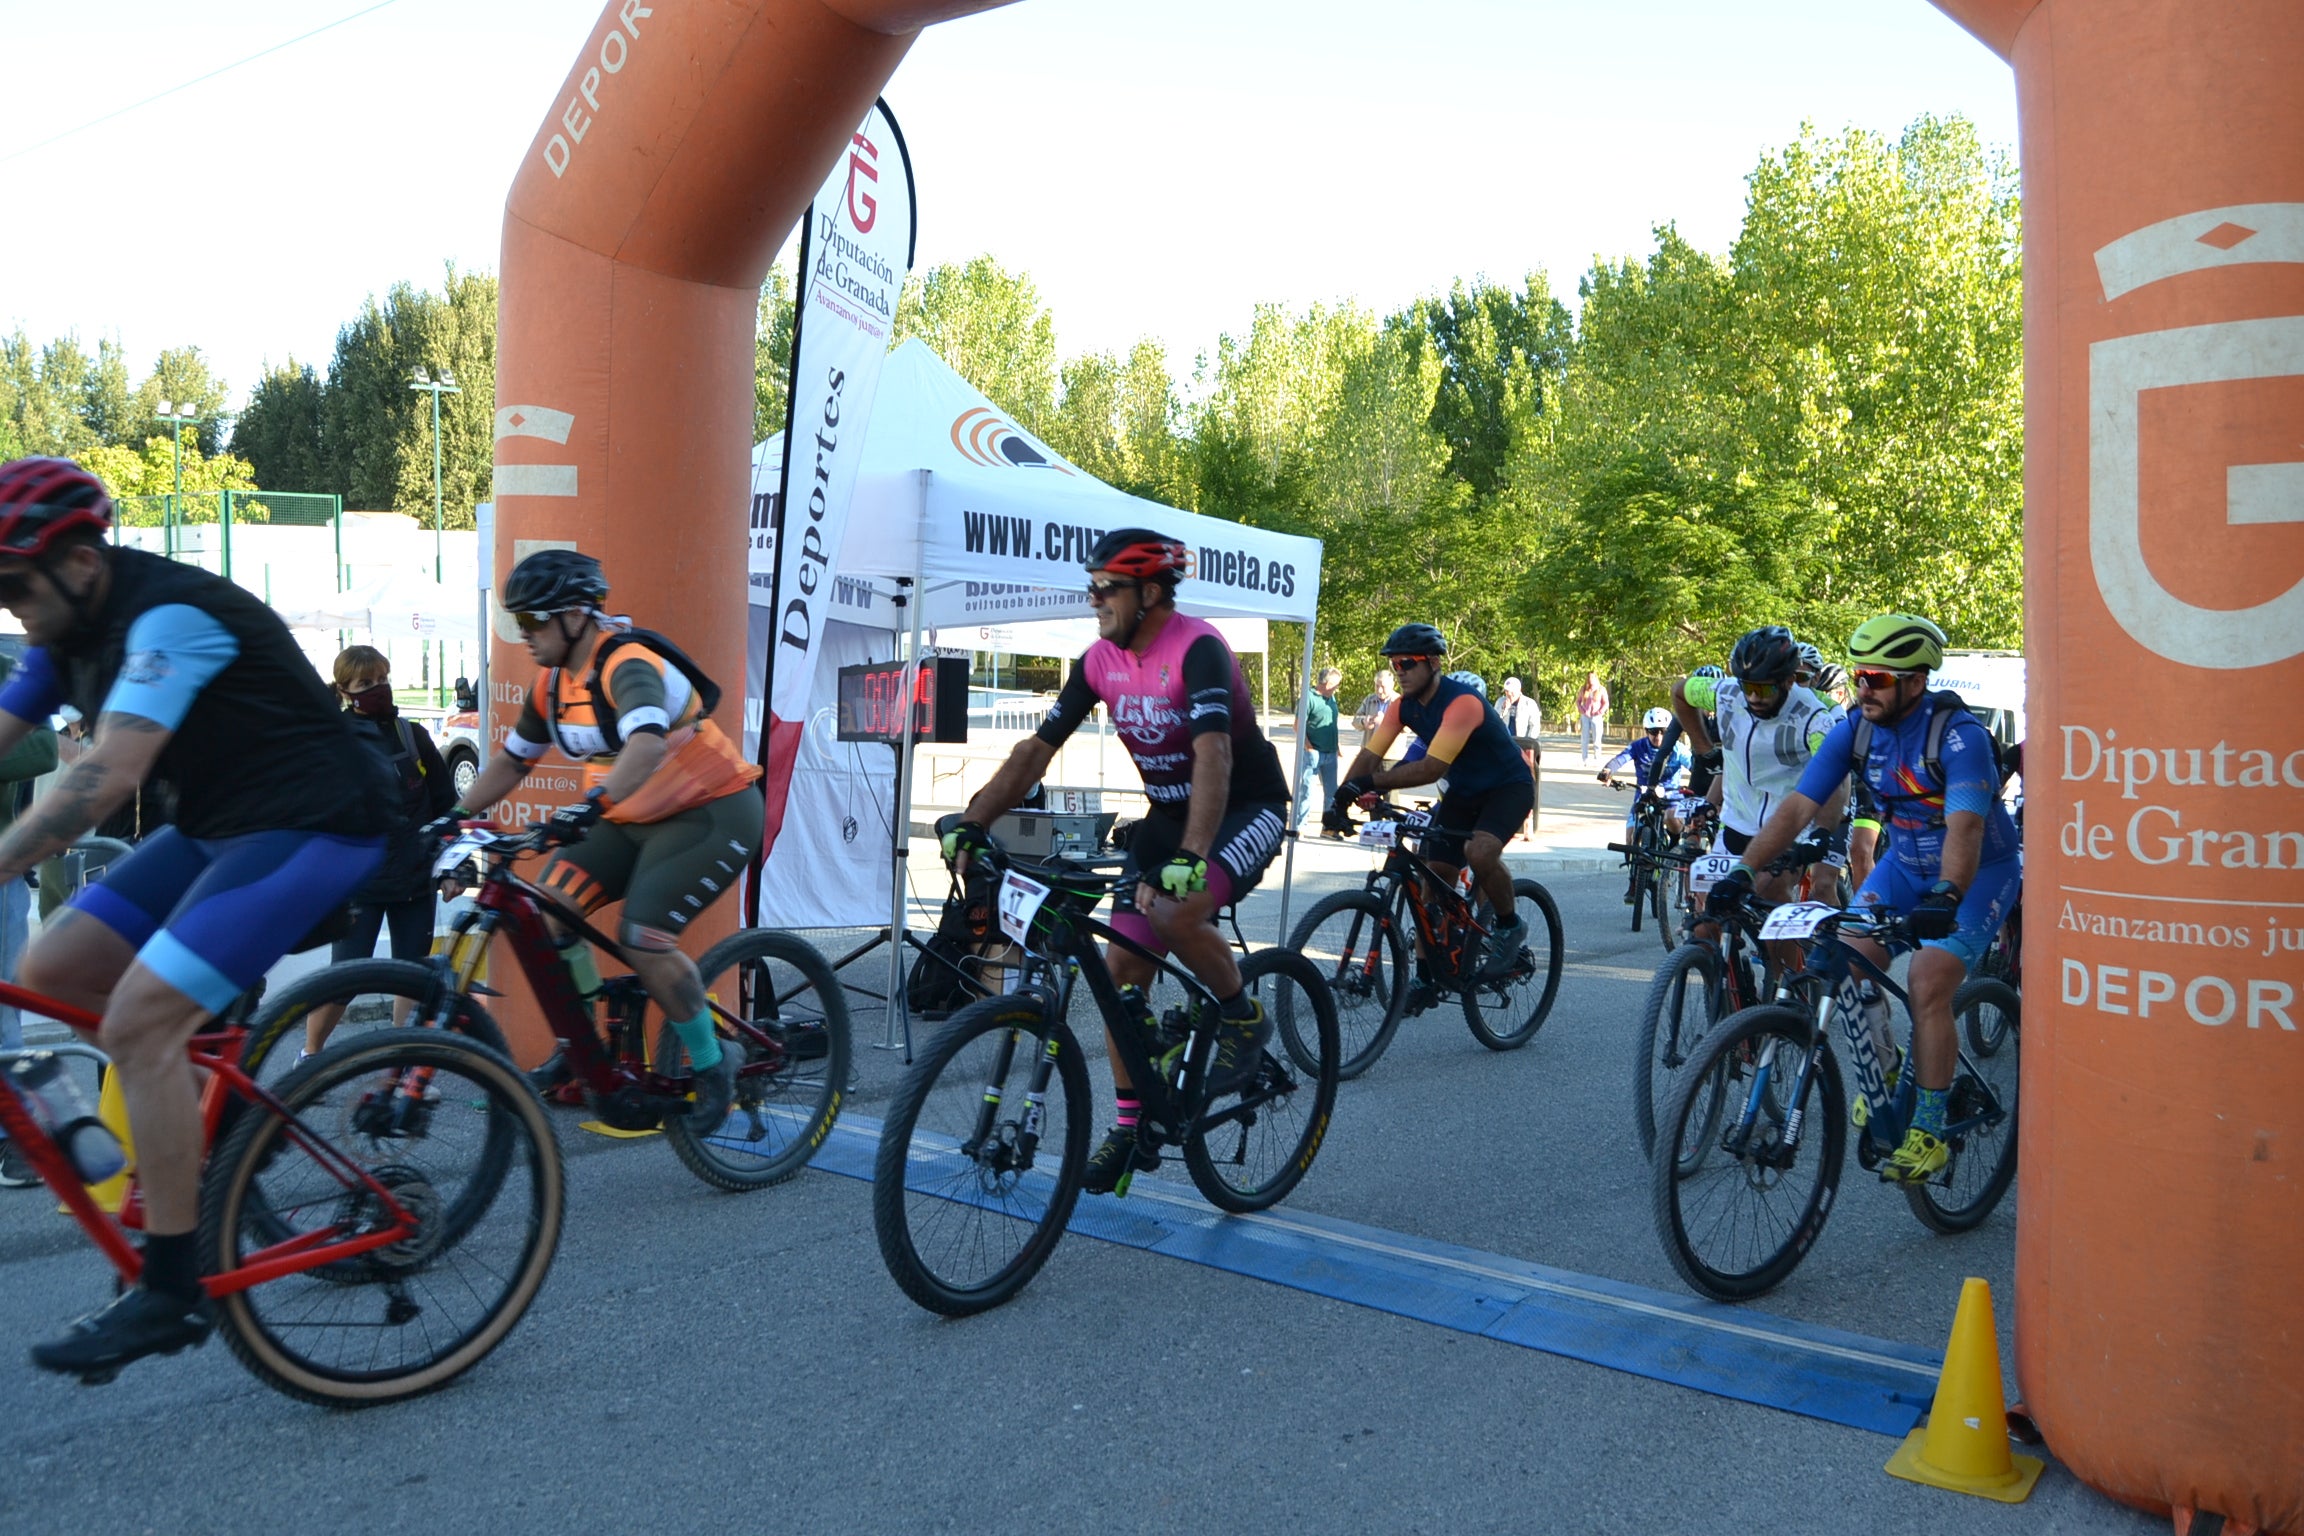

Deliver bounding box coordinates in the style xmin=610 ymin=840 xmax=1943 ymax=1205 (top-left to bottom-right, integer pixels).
xmin=1379 ymin=622 xmax=1448 ymax=657
xmin=1729 ymin=625 xmax=1800 ymax=687
xmin=1085 ymin=527 xmax=1190 ymax=582
xmin=502 ymin=549 xmax=608 ymax=613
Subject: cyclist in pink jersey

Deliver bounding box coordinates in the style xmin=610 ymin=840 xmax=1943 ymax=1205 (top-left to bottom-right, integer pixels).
xmin=943 ymin=529 xmax=1289 ymax=1194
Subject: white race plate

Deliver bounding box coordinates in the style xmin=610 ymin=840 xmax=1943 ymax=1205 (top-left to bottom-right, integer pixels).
xmin=1758 ymin=901 xmax=1840 ymax=940
xmin=1358 ymin=821 xmax=1398 ymax=848
xmin=432 ymin=830 xmax=492 ymax=878
xmin=997 ymin=870 xmax=1053 ymax=945
xmin=1687 ymin=853 xmax=1739 ymax=899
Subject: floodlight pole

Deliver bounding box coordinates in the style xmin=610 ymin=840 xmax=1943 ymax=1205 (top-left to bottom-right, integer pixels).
xmin=152 ymin=401 xmax=199 ymax=559
xmin=410 ymin=367 xmax=462 ymax=704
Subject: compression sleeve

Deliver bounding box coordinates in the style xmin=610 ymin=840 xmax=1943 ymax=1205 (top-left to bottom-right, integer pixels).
xmin=0 ymin=646 xmax=64 ymax=724
xmin=603 ymin=656 xmax=671 ymax=737
xmin=1682 ymin=674 xmax=1720 ymax=713
xmin=1180 ymin=635 xmax=1235 ymax=738
xmin=1361 ymin=697 xmax=1405 ymax=759
xmin=1793 ymin=714 xmax=1859 ymax=803
xmin=100 ymin=604 xmax=238 ymax=729
xmin=1938 ymin=716 xmax=2003 ymax=820
xmin=1033 ymin=658 xmax=1100 ymax=749
xmin=1600 ymin=745 xmax=1637 ymax=777
xmin=1422 ymin=693 xmax=1487 ymax=765
xmin=505 ymin=685 xmax=552 ymax=760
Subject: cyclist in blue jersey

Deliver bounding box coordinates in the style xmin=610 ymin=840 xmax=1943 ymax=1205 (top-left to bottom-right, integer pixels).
xmin=0 ymin=459 xmax=389 ymax=1379
xmin=1706 ymin=613 xmax=2019 ymax=1184
xmin=1334 ymin=625 xmax=1534 ymax=979
xmin=1600 ymin=707 xmax=1691 ymax=903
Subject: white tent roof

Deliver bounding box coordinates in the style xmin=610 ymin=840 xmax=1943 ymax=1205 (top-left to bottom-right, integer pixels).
xmin=751 ymin=340 xmax=1321 ymax=630
xmin=278 ymin=568 xmax=478 ymax=644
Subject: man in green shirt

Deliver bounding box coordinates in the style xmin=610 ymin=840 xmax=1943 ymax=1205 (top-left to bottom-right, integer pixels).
xmin=1296 ymin=666 xmax=1344 ymax=837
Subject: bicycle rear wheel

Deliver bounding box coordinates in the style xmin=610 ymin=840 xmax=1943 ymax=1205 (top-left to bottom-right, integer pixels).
xmin=1648 ymin=860 xmax=1672 ymax=950
xmin=659 ymin=928 xmax=853 ymax=1191
xmin=1904 ymin=977 xmax=2020 ymax=1233
xmin=1632 ymin=942 xmax=1723 ymax=1162
xmin=872 ymin=995 xmax=1090 ymax=1315
xmin=1650 ymin=1004 xmax=1845 ymax=1302
xmin=200 ymin=1029 xmax=563 ymax=1406
xmin=1461 ymin=878 xmax=1564 ymax=1050
xmin=1185 ymin=949 xmax=1340 ymax=1212
xmin=1283 ymin=888 xmax=1407 ymax=1079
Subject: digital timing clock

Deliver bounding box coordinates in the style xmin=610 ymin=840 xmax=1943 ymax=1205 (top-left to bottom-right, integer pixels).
xmin=835 ymin=656 xmax=971 ymax=744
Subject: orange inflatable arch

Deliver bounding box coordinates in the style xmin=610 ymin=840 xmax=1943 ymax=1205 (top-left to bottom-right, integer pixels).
xmin=492 ymin=2 xmax=2304 ymax=1528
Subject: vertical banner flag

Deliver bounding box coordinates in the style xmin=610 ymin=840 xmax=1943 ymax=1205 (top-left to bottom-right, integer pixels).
xmin=751 ymin=97 xmax=916 ymax=918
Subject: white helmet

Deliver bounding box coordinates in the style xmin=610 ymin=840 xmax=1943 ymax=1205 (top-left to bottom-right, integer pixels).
xmin=1642 ymin=707 xmax=1672 ymax=730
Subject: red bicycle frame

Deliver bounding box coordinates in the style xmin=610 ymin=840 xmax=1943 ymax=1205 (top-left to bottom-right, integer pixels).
xmin=0 ymin=977 xmax=421 ymax=1297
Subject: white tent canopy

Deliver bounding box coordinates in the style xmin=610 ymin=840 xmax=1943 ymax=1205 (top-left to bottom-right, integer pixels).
xmin=278 ymin=568 xmax=479 ymax=644
xmin=752 ymin=340 xmax=1322 ymax=630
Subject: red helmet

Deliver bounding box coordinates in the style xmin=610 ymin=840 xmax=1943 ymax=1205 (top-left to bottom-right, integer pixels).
xmin=0 ymin=458 xmax=114 ymax=559
xmin=1086 ymin=527 xmax=1191 ymax=582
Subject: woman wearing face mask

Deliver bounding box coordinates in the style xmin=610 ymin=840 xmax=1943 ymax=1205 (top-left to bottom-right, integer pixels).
xmin=300 ymin=645 xmax=458 ymax=1057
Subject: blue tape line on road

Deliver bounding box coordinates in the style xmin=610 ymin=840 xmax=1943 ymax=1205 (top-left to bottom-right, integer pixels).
xmin=714 ymin=1112 xmax=1941 ymax=1439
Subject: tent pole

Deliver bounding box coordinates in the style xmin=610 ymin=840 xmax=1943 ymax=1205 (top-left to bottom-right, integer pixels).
xmin=884 ymin=469 xmax=931 ymax=1058
xmin=1274 ymin=617 xmax=1319 ymax=946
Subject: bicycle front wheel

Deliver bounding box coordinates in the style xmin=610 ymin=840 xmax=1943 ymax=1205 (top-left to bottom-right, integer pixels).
xmin=1650 ymin=1004 xmax=1845 ymax=1302
xmin=1284 ymin=888 xmax=1407 ymax=1079
xmin=241 ymin=958 xmax=509 ymax=1090
xmin=1186 ymin=948 xmax=1340 ymax=1213
xmin=1461 ymin=879 xmax=1564 ymax=1050
xmin=659 ymin=928 xmax=854 ymax=1191
xmin=1632 ymin=942 xmax=1723 ymax=1162
xmin=872 ymin=995 xmax=1090 ymax=1315
xmin=200 ymin=1029 xmax=563 ymax=1407
xmin=1904 ymin=977 xmax=2020 ymax=1233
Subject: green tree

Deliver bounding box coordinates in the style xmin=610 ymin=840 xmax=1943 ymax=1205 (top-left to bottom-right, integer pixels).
xmin=320 ymin=265 xmax=496 ymax=527
xmin=1404 ymin=274 xmax=1573 ymax=498
xmin=1046 ymin=339 xmax=1186 ymax=500
xmin=79 ymin=432 xmax=259 ymax=521
xmin=894 ymin=256 xmax=1058 ymax=429
xmin=2 ymin=331 xmax=99 ymax=456
xmin=754 ymin=262 xmax=798 ymax=443
xmin=129 ymin=346 xmax=231 ymax=455
xmin=231 ymin=360 xmax=329 ymax=489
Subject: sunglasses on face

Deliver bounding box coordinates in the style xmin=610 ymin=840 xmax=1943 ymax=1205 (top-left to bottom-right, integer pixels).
xmin=513 ymin=610 xmax=560 ymax=634
xmin=1388 ymin=654 xmax=1432 ymax=671
xmin=1739 ymin=679 xmax=1783 ymax=704
xmin=1085 ymin=579 xmax=1138 ymax=603
xmin=1852 ymin=667 xmax=1917 ymax=692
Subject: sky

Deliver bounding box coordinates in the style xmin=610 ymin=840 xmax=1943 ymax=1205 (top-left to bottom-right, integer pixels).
xmin=0 ymin=0 xmax=2017 ymax=411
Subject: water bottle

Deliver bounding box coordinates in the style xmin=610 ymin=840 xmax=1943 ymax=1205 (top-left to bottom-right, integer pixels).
xmin=1453 ymin=867 xmax=1474 ymax=902
xmin=1857 ymin=980 xmax=1899 ymax=1080
xmin=7 ymin=1053 xmax=127 ymax=1184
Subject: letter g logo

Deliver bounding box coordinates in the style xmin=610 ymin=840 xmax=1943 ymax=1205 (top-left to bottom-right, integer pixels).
xmin=2090 ymin=205 xmax=2304 ymax=669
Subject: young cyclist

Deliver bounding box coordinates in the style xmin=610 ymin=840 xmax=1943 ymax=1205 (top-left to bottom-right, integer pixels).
xmin=1600 ymin=707 xmax=1692 ymax=903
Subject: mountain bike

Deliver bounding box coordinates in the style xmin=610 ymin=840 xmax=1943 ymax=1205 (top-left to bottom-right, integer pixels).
xmin=1283 ymin=800 xmax=1563 ymax=1079
xmin=1649 ymin=901 xmax=2021 ymax=1302
xmin=872 ymin=830 xmax=1340 ymax=1315
xmin=1607 ymin=781 xmax=1683 ymax=946
xmin=0 ymin=998 xmax=560 ymax=1404
xmin=238 ymin=820 xmax=851 ymax=1192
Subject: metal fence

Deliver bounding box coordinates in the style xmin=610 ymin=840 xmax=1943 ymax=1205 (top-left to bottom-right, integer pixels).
xmin=112 ymin=490 xmax=342 ymax=580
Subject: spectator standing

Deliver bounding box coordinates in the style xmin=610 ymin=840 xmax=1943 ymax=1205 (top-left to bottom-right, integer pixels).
xmin=1296 ymin=667 xmax=1343 ymax=835
xmin=299 ymin=646 xmax=458 ymax=1058
xmin=1353 ymin=669 xmax=1398 ymax=753
xmin=0 ymin=689 xmax=56 ymax=1188
xmin=1496 ymin=676 xmax=1542 ymax=835
xmin=1575 ymin=671 xmax=1610 ymax=765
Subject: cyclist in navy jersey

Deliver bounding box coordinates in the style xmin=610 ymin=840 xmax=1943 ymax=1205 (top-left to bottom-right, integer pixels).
xmin=0 ymin=459 xmax=389 ymax=1379
xmin=1708 ymin=613 xmax=2019 ymax=1184
xmin=943 ymin=529 xmax=1289 ymax=1194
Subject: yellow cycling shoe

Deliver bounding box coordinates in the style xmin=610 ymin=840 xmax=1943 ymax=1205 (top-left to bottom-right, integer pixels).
xmin=1881 ymin=1127 xmax=1949 ymax=1184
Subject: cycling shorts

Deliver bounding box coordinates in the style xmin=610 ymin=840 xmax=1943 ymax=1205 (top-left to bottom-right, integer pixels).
xmin=1110 ymin=802 xmax=1286 ymax=957
xmin=1430 ymin=777 xmax=1534 ymax=857
xmin=1855 ymin=855 xmax=2020 ymax=969
xmin=74 ymin=827 xmax=386 ymax=1014
xmin=538 ymin=785 xmax=763 ymax=944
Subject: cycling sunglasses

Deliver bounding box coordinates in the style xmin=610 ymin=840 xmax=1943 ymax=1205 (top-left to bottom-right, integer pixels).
xmin=1737 ymin=678 xmax=1784 ymax=704
xmin=1852 ymin=667 xmax=1919 ymax=692
xmin=1386 ymin=653 xmax=1435 ymax=670
xmin=1085 ymin=578 xmax=1138 ymax=602
xmin=512 ymin=609 xmax=565 ymax=634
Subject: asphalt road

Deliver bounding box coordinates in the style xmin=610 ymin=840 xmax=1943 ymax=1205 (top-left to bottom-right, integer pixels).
xmin=0 ymin=791 xmax=2157 ymax=1536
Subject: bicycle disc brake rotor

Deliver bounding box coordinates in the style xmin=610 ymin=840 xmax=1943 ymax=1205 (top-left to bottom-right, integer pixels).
xmin=339 ymin=1162 xmax=446 ymax=1271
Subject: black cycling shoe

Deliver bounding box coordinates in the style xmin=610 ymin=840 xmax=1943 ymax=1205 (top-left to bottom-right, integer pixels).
xmin=525 ymin=1050 xmax=573 ymax=1095
xmin=1478 ymin=919 xmax=1528 ymax=981
xmin=1207 ymin=1001 xmax=1273 ymax=1095
xmin=1402 ymin=982 xmax=1445 ymax=1017
xmin=686 ymin=1046 xmax=741 ymax=1131
xmin=31 ymin=1285 xmax=214 ymax=1383
xmin=1082 ymin=1127 xmax=1145 ymax=1196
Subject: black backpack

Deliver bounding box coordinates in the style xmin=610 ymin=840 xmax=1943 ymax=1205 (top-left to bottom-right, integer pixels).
xmin=572 ymin=628 xmax=724 ymax=750
xmin=350 ymin=715 xmax=433 ymax=904
xmin=1849 ymin=691 xmax=2007 ymax=829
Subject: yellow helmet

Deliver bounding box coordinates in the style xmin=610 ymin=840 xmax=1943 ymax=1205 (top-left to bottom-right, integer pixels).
xmin=1846 ymin=613 xmax=1946 ymax=671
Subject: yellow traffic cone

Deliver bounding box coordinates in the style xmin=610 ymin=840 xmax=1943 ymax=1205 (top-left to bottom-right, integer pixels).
xmin=81 ymin=1066 xmax=135 ymax=1216
xmin=1887 ymin=1277 xmax=2045 ymax=1502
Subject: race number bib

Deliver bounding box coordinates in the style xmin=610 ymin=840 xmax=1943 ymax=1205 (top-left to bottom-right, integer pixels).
xmin=1758 ymin=901 xmax=1839 ymax=941
xmin=1687 ymin=853 xmax=1739 ymax=899
xmin=997 ymin=871 xmax=1052 ymax=946
xmin=1358 ymin=821 xmax=1398 ymax=848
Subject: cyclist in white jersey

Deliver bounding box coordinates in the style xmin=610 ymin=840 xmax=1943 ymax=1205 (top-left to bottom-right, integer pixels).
xmin=1670 ymin=625 xmax=1845 ymax=910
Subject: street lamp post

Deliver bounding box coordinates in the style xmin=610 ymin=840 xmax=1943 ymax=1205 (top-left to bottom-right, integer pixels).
xmin=152 ymin=399 xmax=199 ymax=558
xmin=409 ymin=366 xmax=462 ymax=705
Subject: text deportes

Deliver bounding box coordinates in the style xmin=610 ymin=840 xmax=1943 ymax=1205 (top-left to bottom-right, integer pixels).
xmin=542 ymin=1 xmax=653 ymax=179
xmin=2060 ymin=960 xmax=2296 ymax=1032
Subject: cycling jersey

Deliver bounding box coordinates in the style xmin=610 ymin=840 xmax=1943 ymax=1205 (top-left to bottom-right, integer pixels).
xmin=1795 ymin=692 xmax=2020 ymax=875
xmin=1682 ymin=674 xmax=1835 ymax=838
xmin=1036 ymin=612 xmax=1288 ymax=813
xmin=1605 ymin=737 xmax=1690 ymax=788
xmin=0 ymin=547 xmax=388 ymax=840
xmin=506 ymin=624 xmax=761 ymax=824
xmin=1365 ymin=676 xmax=1531 ymax=797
